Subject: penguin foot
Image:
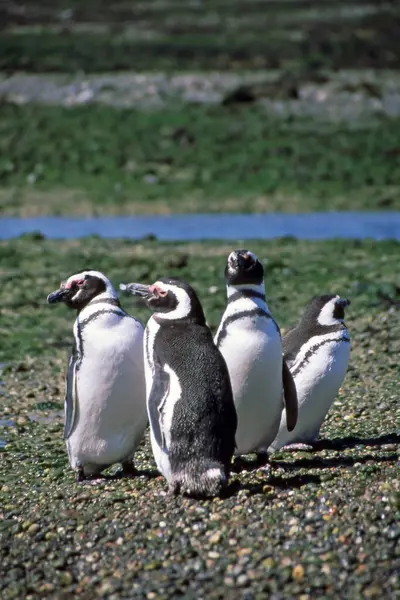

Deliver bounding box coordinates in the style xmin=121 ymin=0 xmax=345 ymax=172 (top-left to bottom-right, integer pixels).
xmin=121 ymin=461 xmax=137 ymax=477
xmin=280 ymin=443 xmax=315 ymax=452
xmin=168 ymin=481 xmax=181 ymax=497
xmin=255 ymin=451 xmax=270 ymax=465
xmin=232 ymin=453 xmax=269 ymax=473
xmin=75 ymin=467 xmax=103 ymax=484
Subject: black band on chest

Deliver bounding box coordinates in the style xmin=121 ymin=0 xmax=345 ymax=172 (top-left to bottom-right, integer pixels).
xmin=88 ymin=297 xmax=121 ymax=308
xmin=291 ymin=335 xmax=350 ymax=378
xmin=79 ymin=308 xmax=126 ymax=333
xmin=228 ymin=289 xmax=265 ymax=304
xmin=216 ymin=307 xmax=274 ymax=346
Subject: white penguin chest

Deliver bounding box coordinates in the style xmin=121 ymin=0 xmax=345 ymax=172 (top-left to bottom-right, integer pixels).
xmin=217 ymin=312 xmax=283 ymax=454
xmin=292 ymin=333 xmax=351 ymax=406
xmin=219 ymin=316 xmax=282 ymax=400
xmin=69 ymin=314 xmax=146 ymax=463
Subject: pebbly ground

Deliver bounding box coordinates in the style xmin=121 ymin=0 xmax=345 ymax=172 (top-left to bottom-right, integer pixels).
xmin=0 ymin=237 xmax=399 ymax=599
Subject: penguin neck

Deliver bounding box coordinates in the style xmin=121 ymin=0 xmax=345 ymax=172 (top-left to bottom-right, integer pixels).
xmin=76 ymin=290 xmax=121 ymax=315
xmin=226 ymin=283 xmax=268 ymax=311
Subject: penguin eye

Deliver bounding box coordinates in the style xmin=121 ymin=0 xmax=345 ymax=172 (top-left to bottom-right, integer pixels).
xmin=76 ymin=279 xmax=85 ymax=287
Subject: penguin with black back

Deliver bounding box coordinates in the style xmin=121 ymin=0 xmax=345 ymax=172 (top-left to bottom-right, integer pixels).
xmin=47 ymin=270 xmax=147 ymax=481
xmin=215 ymin=249 xmax=298 ymax=458
xmin=269 ymin=294 xmax=351 ymax=452
xmin=120 ymin=277 xmax=237 ymax=498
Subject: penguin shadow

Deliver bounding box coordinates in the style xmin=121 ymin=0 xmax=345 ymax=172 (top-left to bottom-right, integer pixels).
xmin=306 ymin=432 xmax=400 ymax=452
xmin=110 ymin=467 xmax=160 ymax=481
xmin=225 ymin=472 xmax=327 ymax=499
xmin=273 ymin=452 xmax=398 ymax=472
xmin=272 ymin=432 xmax=400 ymax=471
xmin=231 ymin=454 xmax=270 ymax=473
xmin=79 ymin=467 xmax=160 ymax=484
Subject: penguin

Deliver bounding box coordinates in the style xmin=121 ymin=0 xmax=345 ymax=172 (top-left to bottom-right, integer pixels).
xmin=47 ymin=270 xmax=147 ymax=481
xmin=269 ymin=294 xmax=351 ymax=452
xmin=120 ymin=277 xmax=237 ymax=498
xmin=215 ymin=249 xmax=298 ymax=457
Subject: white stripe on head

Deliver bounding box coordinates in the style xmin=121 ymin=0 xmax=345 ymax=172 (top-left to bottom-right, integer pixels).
xmin=317 ymin=295 xmax=343 ymax=326
xmin=154 ymin=282 xmax=192 ymax=321
xmin=65 ymin=270 xmax=118 ymax=302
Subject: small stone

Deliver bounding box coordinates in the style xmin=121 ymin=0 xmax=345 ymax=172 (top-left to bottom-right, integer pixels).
xmin=355 ymin=564 xmax=367 ymax=575
xmin=39 ymin=583 xmax=54 ymax=593
xmin=27 ymin=523 xmax=40 ymax=534
xmin=237 ymin=548 xmax=252 ymax=556
xmin=363 ymin=585 xmax=381 ymax=598
xmin=237 ymin=574 xmax=249 ymax=586
xmin=292 ymin=564 xmax=305 ymax=581
xmin=208 ymin=551 xmax=220 ymax=559
xmin=321 ymin=564 xmax=331 ymax=575
xmin=209 ymin=531 xmax=221 ymax=544
xmin=261 ymin=558 xmax=275 ymax=570
xmin=59 ymin=572 xmax=73 ymax=586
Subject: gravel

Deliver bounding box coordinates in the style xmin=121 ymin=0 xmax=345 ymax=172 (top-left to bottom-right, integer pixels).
xmin=0 ymin=238 xmax=399 ymax=599
xmin=1 ymin=70 xmax=400 ymax=121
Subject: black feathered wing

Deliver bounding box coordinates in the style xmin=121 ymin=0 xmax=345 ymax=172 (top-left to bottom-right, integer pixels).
xmin=148 ymin=362 xmax=170 ymax=452
xmin=64 ymin=352 xmax=79 ymax=440
xmin=282 ymin=358 xmax=298 ymax=432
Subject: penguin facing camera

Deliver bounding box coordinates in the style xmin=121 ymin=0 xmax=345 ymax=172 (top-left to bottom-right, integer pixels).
xmin=269 ymin=294 xmax=351 ymax=452
xmin=120 ymin=277 xmax=237 ymax=498
xmin=47 ymin=270 xmax=147 ymax=481
xmin=215 ymin=249 xmax=298 ymax=458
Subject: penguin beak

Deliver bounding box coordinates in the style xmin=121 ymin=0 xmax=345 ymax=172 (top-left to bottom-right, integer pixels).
xmin=337 ymin=297 xmax=351 ymax=308
xmin=47 ymin=288 xmax=70 ymax=304
xmin=120 ymin=283 xmax=153 ymax=299
xmin=238 ymin=252 xmax=253 ymax=267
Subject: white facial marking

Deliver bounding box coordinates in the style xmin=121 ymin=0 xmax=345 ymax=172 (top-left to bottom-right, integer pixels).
xmin=245 ymin=250 xmax=257 ymax=262
xmin=317 ymin=296 xmax=343 ymax=326
xmin=65 ymin=270 xmax=118 ymax=301
xmin=228 ymin=251 xmax=236 ymax=263
xmin=154 ymin=282 xmax=192 ymax=321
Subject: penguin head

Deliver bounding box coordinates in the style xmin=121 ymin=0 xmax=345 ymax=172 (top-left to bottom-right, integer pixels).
xmin=120 ymin=278 xmax=206 ymax=324
xmin=303 ymin=294 xmax=350 ymax=327
xmin=47 ymin=270 xmax=118 ymax=310
xmin=225 ymin=249 xmax=264 ymax=286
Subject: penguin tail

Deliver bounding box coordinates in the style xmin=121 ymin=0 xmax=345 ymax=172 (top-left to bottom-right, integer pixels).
xmin=171 ymin=463 xmax=228 ymax=499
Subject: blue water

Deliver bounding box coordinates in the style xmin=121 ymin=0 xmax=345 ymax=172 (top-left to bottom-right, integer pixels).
xmin=1 ymin=212 xmax=400 ymax=241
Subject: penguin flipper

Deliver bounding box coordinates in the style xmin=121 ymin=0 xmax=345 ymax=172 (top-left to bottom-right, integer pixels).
xmin=148 ymin=367 xmax=170 ymax=452
xmin=282 ymin=358 xmax=298 ymax=432
xmin=64 ymin=353 xmax=79 ymax=440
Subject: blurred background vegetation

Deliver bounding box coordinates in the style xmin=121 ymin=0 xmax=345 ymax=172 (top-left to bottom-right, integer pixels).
xmin=1 ymin=0 xmax=400 ymax=215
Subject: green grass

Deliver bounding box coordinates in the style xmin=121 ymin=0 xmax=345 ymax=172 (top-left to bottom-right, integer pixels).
xmin=1 ymin=1 xmax=399 ymax=72
xmin=1 ymin=103 xmax=400 ymax=216
xmin=0 ymin=237 xmax=399 ymax=598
